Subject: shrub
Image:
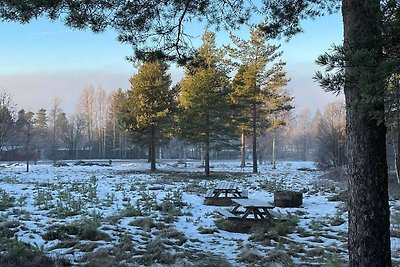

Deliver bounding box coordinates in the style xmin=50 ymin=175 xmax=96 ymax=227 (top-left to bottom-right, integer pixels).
xmin=129 ymin=217 xmax=156 ymax=231
xmin=260 ymin=178 xmax=285 ymax=192
xmin=0 ymin=189 xmax=15 ymax=211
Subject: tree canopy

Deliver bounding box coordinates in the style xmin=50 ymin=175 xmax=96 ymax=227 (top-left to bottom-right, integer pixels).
xmin=0 ymin=0 xmax=340 ymax=61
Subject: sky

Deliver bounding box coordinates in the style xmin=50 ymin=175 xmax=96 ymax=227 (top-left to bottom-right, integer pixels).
xmin=0 ymin=12 xmax=344 ymax=116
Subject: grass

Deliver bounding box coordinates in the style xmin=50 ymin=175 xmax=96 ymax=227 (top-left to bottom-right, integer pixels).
xmin=129 ymin=217 xmax=157 ymax=231
xmin=237 ymin=247 xmax=264 ymax=264
xmin=0 ymin=164 xmax=351 ymax=266
xmin=260 ymin=178 xmax=285 ymax=192
xmin=327 ymin=191 xmax=348 ymax=202
xmin=0 ymin=236 xmax=70 ymax=267
xmin=0 ymin=189 xmax=15 ymax=211
xmin=138 ymin=238 xmax=176 ymax=265
xmin=157 ymin=227 xmax=187 ymax=246
xmin=215 ymin=219 xmax=255 ymax=233
xmin=198 ymin=226 xmax=219 ymax=234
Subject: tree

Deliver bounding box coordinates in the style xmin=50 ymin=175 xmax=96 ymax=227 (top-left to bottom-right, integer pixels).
xmin=106 ymin=90 xmax=127 ymax=159
xmin=227 ymin=26 xmax=290 ymax=173
xmin=297 ymin=108 xmax=312 ymax=161
xmin=342 ymin=3 xmax=391 ymax=264
xmin=15 ymin=109 xmax=34 ymax=171
xmin=311 ymin=1 xmax=392 ymax=264
xmin=386 ymin=75 xmax=400 ymax=182
xmin=49 ymin=98 xmax=63 ymax=162
xmin=77 ymin=86 xmax=98 ymax=158
xmin=0 ymin=1 xmax=256 ymax=61
xmin=55 ymin=111 xmax=70 ymax=152
xmin=178 ymin=32 xmax=235 ymax=176
xmin=34 ymin=108 xmax=48 ymax=161
xmin=95 ymin=87 xmax=108 ymax=158
xmin=314 ymin=100 xmax=346 ymax=169
xmin=0 ymin=92 xmax=15 ymax=160
xmin=120 ymin=60 xmax=173 ymax=171
xmin=1 ymin=0 xmax=395 ymax=264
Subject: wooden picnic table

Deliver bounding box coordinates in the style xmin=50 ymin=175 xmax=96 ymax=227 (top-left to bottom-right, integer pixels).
xmin=205 ymin=181 xmax=248 ymax=198
xmin=229 ymin=198 xmax=274 ymax=220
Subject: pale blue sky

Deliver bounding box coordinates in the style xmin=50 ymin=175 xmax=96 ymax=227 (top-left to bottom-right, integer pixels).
xmin=0 ymin=13 xmax=343 ymax=114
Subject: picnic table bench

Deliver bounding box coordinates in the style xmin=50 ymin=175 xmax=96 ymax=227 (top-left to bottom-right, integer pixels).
xmin=204 ymin=181 xmax=248 ymax=205
xmin=216 ymin=198 xmax=274 ymax=220
xmin=205 ymin=181 xmax=248 ymax=198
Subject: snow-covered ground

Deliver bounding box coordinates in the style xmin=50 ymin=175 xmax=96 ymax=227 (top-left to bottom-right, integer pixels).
xmin=1 ymin=160 xmax=400 ymax=266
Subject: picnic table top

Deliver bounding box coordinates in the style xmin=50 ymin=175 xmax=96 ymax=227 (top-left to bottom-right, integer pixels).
xmin=231 ymin=198 xmax=274 ymax=209
xmin=215 ymin=181 xmax=239 ymax=190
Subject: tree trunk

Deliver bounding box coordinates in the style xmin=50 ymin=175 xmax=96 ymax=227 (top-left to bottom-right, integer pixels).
xmin=396 ymin=117 xmax=400 ymax=184
xmin=252 ymin=102 xmax=258 ymax=173
xmin=272 ymin=129 xmax=276 ymax=169
xmin=240 ymin=128 xmax=246 ymax=168
xmin=148 ymin=146 xmax=151 ymax=163
xmin=204 ymin=138 xmax=210 ymax=177
xmin=393 ymin=137 xmax=400 ymax=184
xmin=150 ymin=126 xmax=156 ymax=172
xmin=343 ymin=1 xmax=391 ymax=266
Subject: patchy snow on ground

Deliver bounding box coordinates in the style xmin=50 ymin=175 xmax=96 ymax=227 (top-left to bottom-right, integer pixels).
xmin=0 ymin=159 xmax=399 ymax=266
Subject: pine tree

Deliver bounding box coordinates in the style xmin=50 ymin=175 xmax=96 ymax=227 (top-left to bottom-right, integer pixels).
xmin=122 ymin=59 xmax=174 ymax=171
xmin=227 ymin=26 xmax=290 ymax=173
xmin=178 ymin=32 xmax=236 ymax=176
xmin=34 ymin=108 xmax=48 ymax=161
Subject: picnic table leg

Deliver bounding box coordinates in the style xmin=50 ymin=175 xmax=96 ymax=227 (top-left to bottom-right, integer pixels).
xmin=262 ymin=208 xmax=273 ymax=219
xmin=212 ymin=190 xmax=220 ymax=198
xmin=242 ymin=208 xmax=252 ymax=219
xmin=253 ymin=210 xmax=259 ymax=219
xmin=231 ymin=204 xmax=241 ymax=214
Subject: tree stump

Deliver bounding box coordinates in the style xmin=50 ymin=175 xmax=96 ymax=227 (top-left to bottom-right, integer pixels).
xmin=274 ymin=191 xmax=303 ymax=208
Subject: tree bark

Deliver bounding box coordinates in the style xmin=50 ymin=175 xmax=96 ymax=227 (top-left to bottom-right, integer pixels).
xmin=272 ymin=129 xmax=276 ymax=169
xmin=393 ymin=136 xmax=400 ymax=184
xmin=343 ymin=0 xmax=391 ymax=266
xmin=205 ymin=138 xmax=210 ymax=177
xmin=396 ymin=116 xmax=400 ymax=183
xmin=240 ymin=128 xmax=246 ymax=168
xmin=252 ymin=102 xmax=258 ymax=173
xmin=150 ymin=126 xmax=156 ymax=172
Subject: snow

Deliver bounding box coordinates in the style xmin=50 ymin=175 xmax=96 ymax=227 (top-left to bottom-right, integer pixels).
xmin=0 ymin=159 xmax=398 ymax=266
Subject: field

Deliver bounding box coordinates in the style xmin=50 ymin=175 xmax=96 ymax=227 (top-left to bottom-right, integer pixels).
xmin=1 ymin=160 xmax=400 ymax=266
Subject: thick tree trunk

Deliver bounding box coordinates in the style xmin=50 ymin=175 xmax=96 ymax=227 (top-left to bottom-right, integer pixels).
xmin=343 ymin=0 xmax=391 ymax=266
xmin=252 ymin=102 xmax=258 ymax=173
xmin=240 ymin=128 xmax=246 ymax=168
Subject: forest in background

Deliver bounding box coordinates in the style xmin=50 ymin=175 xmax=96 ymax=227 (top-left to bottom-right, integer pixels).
xmin=0 ymin=87 xmax=345 ymax=168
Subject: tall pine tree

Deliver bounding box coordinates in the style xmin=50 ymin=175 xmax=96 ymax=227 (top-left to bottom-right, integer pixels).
xmin=178 ymin=32 xmax=236 ymax=176
xmin=122 ymin=59 xmax=174 ymax=171
xmin=227 ymin=26 xmax=290 ymax=173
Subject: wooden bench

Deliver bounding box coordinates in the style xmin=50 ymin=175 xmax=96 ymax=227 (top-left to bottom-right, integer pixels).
xmin=204 ymin=182 xmax=249 ymax=205
xmin=205 ymin=189 xmax=214 ymax=198
xmin=216 ymin=208 xmax=238 ymax=219
xmin=231 ymin=198 xmax=275 ymax=220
